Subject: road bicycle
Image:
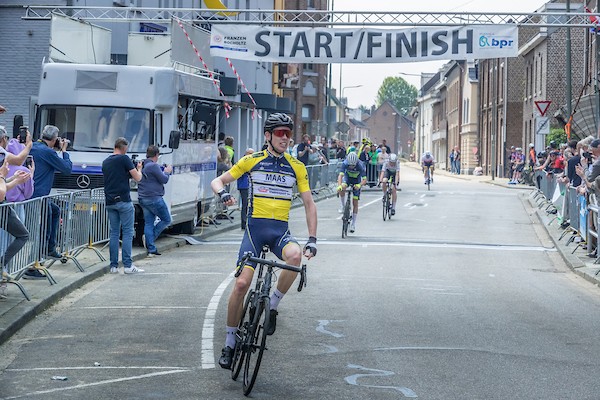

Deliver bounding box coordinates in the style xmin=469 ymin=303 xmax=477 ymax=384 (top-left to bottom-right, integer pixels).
xmin=382 ymin=178 xmax=394 ymax=221
xmin=424 ymin=165 xmax=433 ymax=191
xmin=518 ymin=166 xmax=535 ymax=186
xmin=341 ymin=186 xmax=353 ymax=238
xmin=230 ymin=247 xmax=307 ymax=396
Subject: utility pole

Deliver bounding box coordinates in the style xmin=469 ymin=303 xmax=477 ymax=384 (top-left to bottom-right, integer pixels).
xmin=491 ymin=59 xmax=498 ymax=180
xmin=566 ymin=0 xmax=573 ymax=125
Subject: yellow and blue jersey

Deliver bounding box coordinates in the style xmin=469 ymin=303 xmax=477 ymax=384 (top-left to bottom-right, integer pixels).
xmin=228 ymin=150 xmax=310 ymax=222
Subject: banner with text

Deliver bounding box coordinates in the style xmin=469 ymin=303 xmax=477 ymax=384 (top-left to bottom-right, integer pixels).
xmin=210 ymin=25 xmax=518 ymax=63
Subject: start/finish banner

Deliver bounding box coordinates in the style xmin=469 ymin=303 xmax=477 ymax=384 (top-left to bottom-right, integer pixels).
xmin=210 ymin=25 xmax=518 ymax=63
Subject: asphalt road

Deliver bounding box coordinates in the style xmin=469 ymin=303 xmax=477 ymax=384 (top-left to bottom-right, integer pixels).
xmin=1 ymin=167 xmax=600 ymax=399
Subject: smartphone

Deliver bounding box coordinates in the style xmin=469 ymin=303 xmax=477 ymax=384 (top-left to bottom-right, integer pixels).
xmin=19 ymin=126 xmax=28 ymax=144
xmin=0 ymin=153 xmax=5 ymax=165
xmin=25 ymin=155 xmax=33 ymax=168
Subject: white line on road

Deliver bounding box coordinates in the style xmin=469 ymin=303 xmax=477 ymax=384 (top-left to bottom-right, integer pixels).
xmin=196 ymin=240 xmax=555 ymax=252
xmin=1 ymin=369 xmax=190 ymax=400
xmin=76 ymin=306 xmax=203 ymax=310
xmin=336 ymin=197 xmax=388 ymax=220
xmin=6 ymin=366 xmax=190 ymax=371
xmin=201 ymin=271 xmax=236 ymax=369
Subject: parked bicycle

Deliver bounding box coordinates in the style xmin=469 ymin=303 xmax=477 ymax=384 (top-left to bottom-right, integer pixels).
xmin=518 ymin=166 xmax=535 ymax=186
xmin=382 ymin=177 xmax=394 ymax=221
xmin=230 ymin=247 xmax=307 ymax=396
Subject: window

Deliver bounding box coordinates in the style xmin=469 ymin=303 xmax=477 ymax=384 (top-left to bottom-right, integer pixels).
xmin=303 ymin=81 xmax=317 ymax=96
xmin=303 ymin=63 xmax=315 ymax=72
xmin=302 ymin=104 xmax=314 ymax=121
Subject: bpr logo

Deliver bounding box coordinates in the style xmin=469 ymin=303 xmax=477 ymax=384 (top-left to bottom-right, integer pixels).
xmin=479 ymin=35 xmax=514 ymax=49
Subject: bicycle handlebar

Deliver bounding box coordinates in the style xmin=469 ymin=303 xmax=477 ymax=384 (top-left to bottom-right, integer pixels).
xmin=241 ymin=254 xmax=307 ymax=292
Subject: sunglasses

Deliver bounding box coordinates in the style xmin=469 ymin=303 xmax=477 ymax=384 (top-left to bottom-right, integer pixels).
xmin=272 ymin=129 xmax=292 ymax=138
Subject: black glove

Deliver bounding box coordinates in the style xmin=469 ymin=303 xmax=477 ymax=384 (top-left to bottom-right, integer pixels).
xmin=218 ymin=189 xmax=232 ymax=203
xmin=303 ymin=236 xmax=317 ymax=257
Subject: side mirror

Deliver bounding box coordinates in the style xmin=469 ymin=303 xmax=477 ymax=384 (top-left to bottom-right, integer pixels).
xmin=169 ymin=130 xmax=180 ymax=149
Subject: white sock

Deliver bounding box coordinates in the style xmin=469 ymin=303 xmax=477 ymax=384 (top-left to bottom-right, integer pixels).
xmin=340 ymin=196 xmax=345 ymax=207
xmin=352 ymin=213 xmax=358 ymax=225
xmin=225 ymin=325 xmax=237 ymax=349
xmin=270 ymin=289 xmax=284 ymax=311
xmin=392 ymin=201 xmax=396 ymax=209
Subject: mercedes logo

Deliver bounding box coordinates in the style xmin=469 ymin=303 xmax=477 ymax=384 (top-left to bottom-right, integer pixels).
xmin=76 ymin=174 xmax=91 ymax=189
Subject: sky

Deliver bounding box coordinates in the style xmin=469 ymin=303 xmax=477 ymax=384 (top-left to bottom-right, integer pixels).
xmin=330 ymin=0 xmax=550 ymax=109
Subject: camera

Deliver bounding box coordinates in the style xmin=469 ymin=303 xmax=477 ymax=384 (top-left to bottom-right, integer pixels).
xmin=53 ymin=137 xmax=70 ymax=150
xmin=583 ymin=151 xmax=593 ymax=163
xmin=19 ymin=126 xmax=28 ymax=144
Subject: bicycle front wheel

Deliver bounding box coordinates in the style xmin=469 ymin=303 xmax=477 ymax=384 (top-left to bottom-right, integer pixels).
xmin=242 ymin=297 xmax=270 ymax=396
xmin=342 ymin=197 xmax=350 ymax=238
xmin=231 ymin=291 xmax=254 ymax=381
xmin=382 ymin=192 xmax=389 ymax=221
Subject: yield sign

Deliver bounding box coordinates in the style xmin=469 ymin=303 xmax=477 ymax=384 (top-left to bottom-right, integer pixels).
xmin=534 ymin=100 xmax=552 ymax=117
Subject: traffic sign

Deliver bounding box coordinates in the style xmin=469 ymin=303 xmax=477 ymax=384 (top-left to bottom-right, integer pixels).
xmin=534 ymin=100 xmax=552 ymax=117
xmin=535 ymin=116 xmax=550 ymax=135
xmin=337 ymin=121 xmax=350 ymax=133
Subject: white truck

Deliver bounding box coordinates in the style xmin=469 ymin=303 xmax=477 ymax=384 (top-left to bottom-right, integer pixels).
xmin=34 ymin=61 xmax=224 ymax=238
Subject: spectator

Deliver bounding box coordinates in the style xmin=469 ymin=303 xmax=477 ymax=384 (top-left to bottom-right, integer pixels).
xmin=0 ymin=129 xmax=32 ymax=292
xmin=381 ymin=139 xmax=391 ymax=155
xmin=528 ymin=143 xmax=536 ymax=167
xmin=367 ymin=144 xmax=378 ymax=185
xmin=224 ymin=136 xmax=235 ymax=164
xmin=217 ymin=147 xmax=231 ymax=176
xmin=0 ymin=138 xmax=36 ymax=272
xmin=452 ymin=146 xmax=461 ymax=174
xmin=287 ymin=139 xmax=294 ymax=155
xmin=27 ymin=125 xmax=72 ymax=278
xmin=102 ymin=137 xmax=143 ymax=274
xmin=335 ymin=140 xmax=346 ymax=159
xmin=138 ymin=145 xmax=172 ymax=257
xmin=296 ymin=134 xmax=313 ymax=165
xmin=449 ymin=148 xmax=455 ymax=173
xmin=238 ymin=148 xmax=254 ymax=230
xmin=509 ymin=148 xmax=525 ymax=184
xmin=377 ymin=145 xmax=389 ymax=176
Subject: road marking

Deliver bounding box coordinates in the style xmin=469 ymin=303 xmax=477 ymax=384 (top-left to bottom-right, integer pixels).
xmin=76 ymin=306 xmax=202 ymax=310
xmin=201 ymin=271 xmax=236 ymax=369
xmin=319 ymin=344 xmax=339 ymax=353
xmin=345 ymin=364 xmax=417 ymax=398
xmin=6 ymin=366 xmax=189 ymax=371
xmin=196 ymin=240 xmax=555 ymax=252
xmin=2 ymin=369 xmax=190 ymax=399
xmin=336 ymin=197 xmax=382 ymax=219
xmin=316 ymin=320 xmax=345 ymax=338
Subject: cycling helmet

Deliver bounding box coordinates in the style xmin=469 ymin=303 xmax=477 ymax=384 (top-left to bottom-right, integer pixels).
xmin=349 ymin=146 xmax=356 ymax=153
xmin=529 ymin=143 xmax=535 ymax=148
xmin=537 ymin=151 xmax=547 ymax=158
xmin=425 ymin=151 xmax=431 ymax=157
xmin=516 ymin=147 xmax=522 ymax=151
xmin=347 ymin=152 xmax=359 ymax=166
xmin=263 ymin=112 xmax=294 ymax=133
xmin=389 ymin=153 xmax=398 ymax=162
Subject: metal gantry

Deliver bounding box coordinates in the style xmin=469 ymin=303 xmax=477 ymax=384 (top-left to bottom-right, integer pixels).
xmin=22 ymin=6 xmax=600 ymax=28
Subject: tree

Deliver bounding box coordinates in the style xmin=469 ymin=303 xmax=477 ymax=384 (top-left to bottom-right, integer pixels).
xmin=376 ymin=77 xmax=418 ymax=115
xmin=546 ymin=128 xmax=567 ymax=147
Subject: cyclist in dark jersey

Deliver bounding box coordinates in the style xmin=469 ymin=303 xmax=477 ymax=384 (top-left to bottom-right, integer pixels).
xmin=211 ymin=113 xmax=318 ymax=369
xmin=337 ymin=152 xmax=367 ymax=233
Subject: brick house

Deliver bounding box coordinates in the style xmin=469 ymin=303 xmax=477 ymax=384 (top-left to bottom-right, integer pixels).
xmin=363 ymin=101 xmax=415 ymax=156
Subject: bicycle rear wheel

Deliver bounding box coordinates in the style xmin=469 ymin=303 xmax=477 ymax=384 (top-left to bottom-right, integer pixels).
xmin=231 ymin=291 xmax=254 ymax=380
xmin=382 ymin=192 xmax=389 ymax=221
xmin=242 ymin=297 xmax=270 ymax=395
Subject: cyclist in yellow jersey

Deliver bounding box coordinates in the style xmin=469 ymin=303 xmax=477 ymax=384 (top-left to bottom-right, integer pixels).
xmin=211 ymin=113 xmax=318 ymax=369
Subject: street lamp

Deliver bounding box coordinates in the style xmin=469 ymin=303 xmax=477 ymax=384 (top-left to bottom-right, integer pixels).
xmin=341 ymin=84 xmax=363 ymax=104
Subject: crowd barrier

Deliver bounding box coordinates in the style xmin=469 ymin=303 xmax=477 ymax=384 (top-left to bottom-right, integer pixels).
xmin=0 ymin=189 xmax=111 ymax=300
xmin=532 ymin=173 xmax=600 ymax=270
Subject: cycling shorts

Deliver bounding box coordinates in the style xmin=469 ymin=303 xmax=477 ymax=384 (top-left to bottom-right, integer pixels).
xmin=237 ymin=218 xmax=299 ymax=270
xmin=384 ymin=169 xmax=397 ymax=181
xmin=342 ymin=180 xmax=361 ymax=199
